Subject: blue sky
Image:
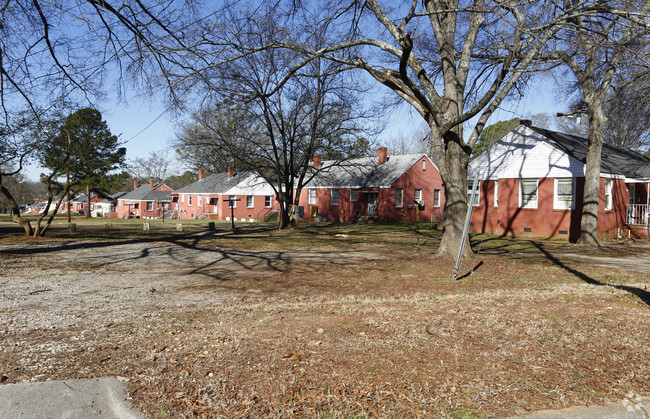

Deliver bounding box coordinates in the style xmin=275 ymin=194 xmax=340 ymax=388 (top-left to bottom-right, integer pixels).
xmin=22 ymin=81 xmax=562 ymax=182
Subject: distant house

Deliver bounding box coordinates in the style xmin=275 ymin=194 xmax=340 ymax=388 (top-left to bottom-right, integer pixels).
xmin=93 ymin=191 xmax=126 ymax=218
xmin=116 ymin=180 xmax=173 ymax=219
xmin=467 ymin=121 xmax=650 ymax=240
xmin=168 ymin=168 xmax=278 ymax=221
xmin=298 ymin=148 xmax=445 ymax=223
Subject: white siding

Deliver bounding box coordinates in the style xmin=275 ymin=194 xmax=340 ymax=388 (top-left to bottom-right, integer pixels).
xmin=498 ymin=142 xmax=585 ymax=179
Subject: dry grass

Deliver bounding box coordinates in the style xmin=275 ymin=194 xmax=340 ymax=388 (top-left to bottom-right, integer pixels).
xmin=0 ymin=222 xmax=648 ymax=418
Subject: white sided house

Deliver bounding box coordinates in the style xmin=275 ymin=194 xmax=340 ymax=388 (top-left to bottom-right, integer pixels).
xmin=467 ymin=121 xmax=650 ymax=240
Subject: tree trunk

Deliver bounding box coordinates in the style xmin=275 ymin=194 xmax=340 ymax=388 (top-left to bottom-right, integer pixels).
xmin=0 ymin=182 xmax=33 ymax=236
xmin=435 ymin=132 xmax=474 ymax=259
xmin=577 ymin=106 xmax=605 ymax=245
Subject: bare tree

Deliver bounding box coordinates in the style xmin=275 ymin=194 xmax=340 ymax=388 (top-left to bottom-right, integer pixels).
xmin=128 ymin=151 xmax=175 ymax=184
xmin=257 ymin=0 xmax=590 ymax=258
xmin=176 ymin=23 xmax=376 ymax=227
xmin=553 ymin=0 xmax=650 ymax=245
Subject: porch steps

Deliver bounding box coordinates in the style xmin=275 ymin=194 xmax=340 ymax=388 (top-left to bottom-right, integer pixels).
xmin=263 ymin=210 xmax=279 ymax=222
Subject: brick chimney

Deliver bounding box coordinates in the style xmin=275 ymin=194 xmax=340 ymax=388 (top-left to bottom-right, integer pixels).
xmin=228 ymin=166 xmax=234 ymax=179
xmin=378 ymin=147 xmax=388 ymax=165
xmin=520 ymin=119 xmax=532 ymax=127
xmin=199 ymin=168 xmax=205 ymax=180
xmin=133 ymin=179 xmax=138 ymax=189
xmin=313 ymin=154 xmax=321 ymax=168
xmin=149 ymin=179 xmax=155 ymax=189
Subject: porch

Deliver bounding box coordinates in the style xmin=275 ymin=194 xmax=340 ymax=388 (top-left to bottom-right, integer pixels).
xmin=626 ymin=204 xmax=649 ymax=226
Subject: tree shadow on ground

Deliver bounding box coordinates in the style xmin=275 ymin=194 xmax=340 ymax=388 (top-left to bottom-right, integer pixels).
xmin=531 ymin=242 xmax=650 ymax=307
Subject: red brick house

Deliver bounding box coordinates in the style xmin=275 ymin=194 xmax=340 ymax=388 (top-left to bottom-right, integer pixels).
xmin=298 ymin=148 xmax=444 ymax=223
xmin=116 ymin=180 xmax=173 ymax=219
xmin=167 ymin=168 xmax=279 ymax=221
xmin=467 ymin=121 xmax=650 ymax=240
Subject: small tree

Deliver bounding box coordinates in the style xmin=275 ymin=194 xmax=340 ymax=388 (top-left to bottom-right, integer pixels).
xmin=35 ymin=108 xmax=125 ymax=235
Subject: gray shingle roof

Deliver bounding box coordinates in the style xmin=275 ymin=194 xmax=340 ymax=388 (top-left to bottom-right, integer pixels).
xmin=529 ymin=126 xmax=650 ymax=179
xmin=171 ymin=171 xmax=255 ymax=194
xmin=306 ymin=154 xmax=433 ymax=188
xmin=119 ymin=183 xmax=172 ymax=201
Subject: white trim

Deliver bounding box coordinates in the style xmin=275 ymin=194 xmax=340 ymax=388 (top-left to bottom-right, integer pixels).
xmin=330 ymin=189 xmax=339 ymax=206
xmin=520 ymin=178 xmax=538 ymax=209
xmin=553 ymin=177 xmax=575 ymax=210
xmin=605 ymin=178 xmax=613 ymax=211
xmin=246 ymin=195 xmax=254 ymax=208
xmin=494 ymin=180 xmax=498 ymax=207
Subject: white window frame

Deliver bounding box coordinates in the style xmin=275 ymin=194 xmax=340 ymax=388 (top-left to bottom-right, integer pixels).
xmin=198 ymin=194 xmax=202 ymax=207
xmin=605 ymin=179 xmax=612 ymax=210
xmin=422 ymin=160 xmax=426 ymax=170
xmin=554 ymin=178 xmax=575 ymax=210
xmin=229 ymin=195 xmax=237 ymax=208
xmin=467 ymin=181 xmax=480 ymax=207
xmin=494 ymin=180 xmax=499 ymax=207
xmin=520 ymin=178 xmax=538 ymax=209
xmin=350 ymin=189 xmax=357 ymax=202
xmin=308 ymin=188 xmax=316 ymax=205
xmin=433 ymin=189 xmax=440 ymax=207
xmin=147 ymin=201 xmax=153 ymax=211
xmin=330 ymin=189 xmax=339 ymax=206
xmin=265 ymin=196 xmax=272 ymax=208
xmin=181 ymin=194 xmax=184 ymax=203
xmin=395 ymin=188 xmax=404 ymax=208
xmin=246 ymin=195 xmax=254 ymax=208
xmin=414 ymin=188 xmax=423 ymax=204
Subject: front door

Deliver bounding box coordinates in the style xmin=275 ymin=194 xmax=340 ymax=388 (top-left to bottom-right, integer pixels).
xmin=368 ymin=193 xmax=378 ymax=216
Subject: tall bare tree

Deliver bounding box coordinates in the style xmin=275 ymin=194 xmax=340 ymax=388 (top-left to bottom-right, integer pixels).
xmin=257 ymin=0 xmax=592 ymax=258
xmin=176 ymin=15 xmax=376 ymax=227
xmin=553 ymin=0 xmax=650 ymax=245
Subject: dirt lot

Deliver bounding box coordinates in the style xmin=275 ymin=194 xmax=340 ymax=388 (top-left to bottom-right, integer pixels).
xmin=1 ymin=224 xmax=649 ymax=418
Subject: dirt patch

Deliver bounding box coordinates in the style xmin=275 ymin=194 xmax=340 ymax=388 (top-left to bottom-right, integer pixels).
xmin=1 ymin=237 xmax=649 ymax=418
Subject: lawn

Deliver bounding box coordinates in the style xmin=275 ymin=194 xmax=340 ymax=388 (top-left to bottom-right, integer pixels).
xmin=0 ymin=215 xmax=648 ymax=418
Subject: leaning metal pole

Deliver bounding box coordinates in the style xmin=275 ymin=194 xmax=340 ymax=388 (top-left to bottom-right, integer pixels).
xmin=453 ymin=169 xmax=481 ymax=280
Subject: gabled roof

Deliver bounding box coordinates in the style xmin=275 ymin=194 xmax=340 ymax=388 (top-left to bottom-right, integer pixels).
xmin=528 ymin=126 xmax=650 ymax=180
xmin=306 ymin=154 xmax=434 ymax=188
xmin=119 ymin=183 xmax=172 ymax=201
xmin=170 ymin=171 xmax=256 ymax=195
xmin=469 ymin=125 xmax=650 ymax=180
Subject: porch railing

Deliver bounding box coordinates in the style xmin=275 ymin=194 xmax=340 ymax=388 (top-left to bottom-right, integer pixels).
xmin=626 ymin=204 xmax=649 ymax=226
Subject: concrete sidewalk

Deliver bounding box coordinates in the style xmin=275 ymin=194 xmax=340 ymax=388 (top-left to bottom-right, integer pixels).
xmin=0 ymin=377 xmax=144 ymax=418
xmin=512 ymin=396 xmax=650 ymax=419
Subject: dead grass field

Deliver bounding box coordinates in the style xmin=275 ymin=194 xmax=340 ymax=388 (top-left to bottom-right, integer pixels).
xmin=0 ymin=217 xmax=649 ymax=418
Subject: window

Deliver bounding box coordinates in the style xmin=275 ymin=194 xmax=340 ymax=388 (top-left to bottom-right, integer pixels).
xmin=163 ymin=203 xmax=169 ymax=210
xmin=433 ymin=189 xmax=440 ymax=207
xmin=181 ymin=194 xmax=184 ymax=203
xmin=494 ymin=180 xmax=499 ymax=207
xmin=350 ymin=189 xmax=357 ymax=202
xmin=247 ymin=195 xmax=254 ymax=208
xmin=520 ymin=179 xmax=538 ymax=208
xmin=147 ymin=202 xmax=153 ymax=211
xmin=422 ymin=160 xmax=426 ymax=170
xmin=188 ymin=195 xmax=192 ymax=206
xmin=414 ymin=188 xmax=422 ymax=204
xmin=308 ymin=189 xmax=316 ymax=205
xmin=554 ymin=178 xmax=574 ymax=209
xmin=229 ymin=195 xmax=236 ymax=208
xmin=605 ymin=179 xmax=612 ymax=210
xmin=395 ymin=188 xmax=404 ymax=207
xmin=265 ymin=196 xmax=272 ymax=208
xmin=330 ymin=189 xmax=339 ymax=206
xmin=467 ymin=181 xmax=480 ymax=206
xmin=198 ymin=194 xmax=202 ymax=206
